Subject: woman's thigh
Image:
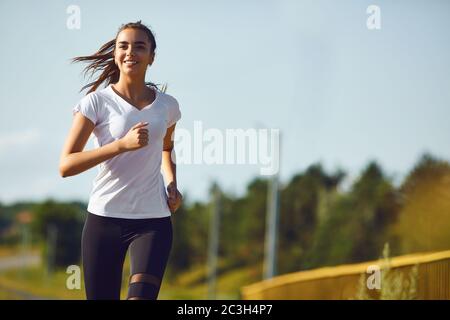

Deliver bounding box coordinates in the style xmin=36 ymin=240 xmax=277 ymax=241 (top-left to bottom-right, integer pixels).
xmin=127 ymin=216 xmax=173 ymax=300
xmin=81 ymin=212 xmax=128 ymax=300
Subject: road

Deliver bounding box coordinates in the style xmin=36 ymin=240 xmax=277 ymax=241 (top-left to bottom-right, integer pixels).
xmin=0 ymin=253 xmax=56 ymax=300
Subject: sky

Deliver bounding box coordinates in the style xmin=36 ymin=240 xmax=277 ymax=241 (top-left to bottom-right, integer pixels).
xmin=0 ymin=0 xmax=449 ymax=205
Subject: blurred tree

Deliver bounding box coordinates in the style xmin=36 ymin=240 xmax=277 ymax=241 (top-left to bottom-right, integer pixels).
xmin=218 ymin=178 xmax=269 ymax=272
xmin=30 ymin=199 xmax=83 ymax=269
xmin=302 ymin=161 xmax=400 ymax=269
xmin=349 ymin=162 xmax=401 ymax=260
xmin=278 ymin=164 xmax=345 ymax=273
xmin=392 ymin=153 xmax=450 ymax=254
xmin=169 ymin=195 xmax=209 ymax=275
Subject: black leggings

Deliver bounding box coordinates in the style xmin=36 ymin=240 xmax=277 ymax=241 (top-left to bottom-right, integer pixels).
xmin=81 ymin=211 xmax=172 ymax=300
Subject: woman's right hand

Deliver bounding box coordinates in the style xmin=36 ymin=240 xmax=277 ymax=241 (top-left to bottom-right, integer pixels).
xmin=119 ymin=122 xmax=149 ymax=151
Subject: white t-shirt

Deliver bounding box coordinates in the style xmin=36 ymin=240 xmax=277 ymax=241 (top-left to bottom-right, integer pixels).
xmin=72 ymin=84 xmax=181 ymax=219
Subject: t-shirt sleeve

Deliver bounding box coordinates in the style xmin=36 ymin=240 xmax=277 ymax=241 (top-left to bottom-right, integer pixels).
xmin=166 ymin=96 xmax=182 ymax=128
xmin=72 ymin=93 xmax=98 ymax=126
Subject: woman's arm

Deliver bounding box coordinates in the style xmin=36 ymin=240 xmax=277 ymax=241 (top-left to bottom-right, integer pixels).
xmin=59 ymin=113 xmax=136 ymax=178
xmin=161 ymin=123 xmax=183 ymax=212
xmin=161 ymin=124 xmax=177 ymax=186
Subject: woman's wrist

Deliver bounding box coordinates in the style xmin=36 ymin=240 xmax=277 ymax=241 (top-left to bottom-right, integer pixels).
xmin=167 ymin=180 xmax=177 ymax=188
xmin=116 ymin=138 xmax=126 ymax=153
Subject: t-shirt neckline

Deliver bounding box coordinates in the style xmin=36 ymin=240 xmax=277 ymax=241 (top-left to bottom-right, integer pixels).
xmin=108 ymin=84 xmax=159 ymax=112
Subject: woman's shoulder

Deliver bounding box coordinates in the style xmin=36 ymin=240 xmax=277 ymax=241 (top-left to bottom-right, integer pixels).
xmin=75 ymin=86 xmax=113 ymax=116
xmin=157 ymin=89 xmax=179 ymax=107
xmin=85 ymin=85 xmax=115 ymax=105
xmin=157 ymin=89 xmax=182 ymax=125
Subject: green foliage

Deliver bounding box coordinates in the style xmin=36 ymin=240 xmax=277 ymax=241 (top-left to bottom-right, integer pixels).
xmin=168 ymin=196 xmax=210 ymax=276
xmin=224 ymin=178 xmax=268 ymax=265
xmin=277 ymin=164 xmax=346 ymax=272
xmin=2 ymin=152 xmax=448 ymax=290
xmin=301 ymin=161 xmax=401 ymax=270
xmin=0 ymin=201 xmax=38 ymax=245
xmin=392 ymin=153 xmax=450 ymax=253
xmin=30 ymin=199 xmax=84 ymax=269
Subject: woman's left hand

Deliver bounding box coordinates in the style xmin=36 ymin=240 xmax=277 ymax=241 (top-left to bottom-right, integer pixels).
xmin=167 ymin=182 xmax=183 ymax=213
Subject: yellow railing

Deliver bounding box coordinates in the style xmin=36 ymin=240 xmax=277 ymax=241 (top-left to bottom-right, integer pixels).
xmin=241 ymin=250 xmax=450 ymax=300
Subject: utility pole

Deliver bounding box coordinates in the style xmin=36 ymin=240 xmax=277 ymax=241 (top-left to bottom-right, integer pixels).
xmin=263 ymin=130 xmax=281 ymax=280
xmin=264 ymin=173 xmax=280 ymax=279
xmin=21 ymin=224 xmax=30 ymax=276
xmin=207 ymin=183 xmax=221 ymax=299
xmin=46 ymin=224 xmax=57 ymax=280
xmin=17 ymin=211 xmax=32 ymax=280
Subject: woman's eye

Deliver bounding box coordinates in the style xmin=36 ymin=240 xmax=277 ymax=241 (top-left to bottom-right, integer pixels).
xmin=119 ymin=46 xmax=144 ymax=49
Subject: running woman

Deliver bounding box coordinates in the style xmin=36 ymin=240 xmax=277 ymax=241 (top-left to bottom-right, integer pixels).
xmin=59 ymin=21 xmax=183 ymax=300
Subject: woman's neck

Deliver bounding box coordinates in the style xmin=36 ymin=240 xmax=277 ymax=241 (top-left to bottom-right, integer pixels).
xmin=113 ymin=75 xmax=148 ymax=101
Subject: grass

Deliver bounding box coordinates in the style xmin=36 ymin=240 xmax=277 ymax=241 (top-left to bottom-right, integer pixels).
xmin=0 ymin=248 xmax=264 ymax=300
xmin=0 ymin=245 xmax=40 ymax=258
xmin=354 ymin=243 xmax=419 ymax=300
xmin=0 ymin=265 xmax=83 ymax=299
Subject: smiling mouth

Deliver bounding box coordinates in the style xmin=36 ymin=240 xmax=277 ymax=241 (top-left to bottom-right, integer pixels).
xmin=123 ymin=60 xmax=138 ymax=66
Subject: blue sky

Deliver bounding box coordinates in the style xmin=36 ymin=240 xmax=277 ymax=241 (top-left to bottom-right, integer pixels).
xmin=0 ymin=0 xmax=449 ymax=205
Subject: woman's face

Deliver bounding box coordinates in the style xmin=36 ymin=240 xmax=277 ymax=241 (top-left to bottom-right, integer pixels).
xmin=114 ymin=28 xmax=154 ymax=77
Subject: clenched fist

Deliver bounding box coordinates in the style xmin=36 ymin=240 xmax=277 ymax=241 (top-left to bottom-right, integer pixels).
xmin=166 ymin=181 xmax=183 ymax=213
xmin=119 ymin=122 xmax=149 ymax=151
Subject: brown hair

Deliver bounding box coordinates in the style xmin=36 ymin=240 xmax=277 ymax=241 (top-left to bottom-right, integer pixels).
xmin=72 ymin=21 xmax=163 ymax=94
